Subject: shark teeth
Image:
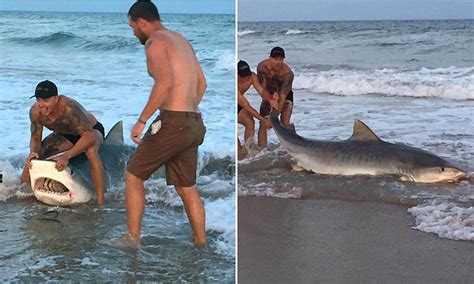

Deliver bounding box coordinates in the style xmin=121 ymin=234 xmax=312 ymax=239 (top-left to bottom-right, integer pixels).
xmin=35 ymin=178 xmax=69 ymax=195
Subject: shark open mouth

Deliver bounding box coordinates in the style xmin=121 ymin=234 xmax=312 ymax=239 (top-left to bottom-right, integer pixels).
xmin=34 ymin=177 xmax=70 ymax=195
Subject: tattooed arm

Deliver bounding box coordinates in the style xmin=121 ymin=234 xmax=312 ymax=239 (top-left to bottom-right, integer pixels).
xmin=238 ymin=92 xmax=271 ymax=128
xmin=256 ymin=62 xmax=268 ymax=93
xmin=251 ymin=73 xmax=272 ymax=102
xmin=277 ymin=68 xmax=294 ymax=111
xmin=25 ymin=107 xmax=44 ymax=168
xmin=60 ymin=103 xmax=96 ymax=160
xmin=29 ymin=108 xmax=43 ymax=154
xmin=251 ymin=73 xmax=278 ymax=110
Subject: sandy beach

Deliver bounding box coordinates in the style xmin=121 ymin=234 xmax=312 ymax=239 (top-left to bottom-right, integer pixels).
xmin=238 ymin=196 xmax=474 ymax=283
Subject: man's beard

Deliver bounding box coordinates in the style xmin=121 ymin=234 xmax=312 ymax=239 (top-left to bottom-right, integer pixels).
xmin=136 ymin=31 xmax=148 ymax=45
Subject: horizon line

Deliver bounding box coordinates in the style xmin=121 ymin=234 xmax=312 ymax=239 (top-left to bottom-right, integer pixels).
xmin=238 ymin=18 xmax=474 ymax=23
xmin=0 ymin=9 xmax=234 ymax=15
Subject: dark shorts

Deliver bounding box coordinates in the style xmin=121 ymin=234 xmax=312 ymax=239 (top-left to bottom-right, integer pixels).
xmin=60 ymin=121 xmax=105 ymax=145
xmin=127 ymin=110 xmax=206 ymax=186
xmin=260 ymin=90 xmax=294 ymax=116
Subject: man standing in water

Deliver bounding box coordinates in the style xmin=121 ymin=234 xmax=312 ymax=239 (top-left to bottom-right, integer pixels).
xmin=237 ymin=60 xmax=277 ymax=159
xmin=257 ymin=47 xmax=294 ymax=148
xmin=21 ymin=80 xmax=106 ymax=205
xmin=116 ymin=0 xmax=207 ymax=247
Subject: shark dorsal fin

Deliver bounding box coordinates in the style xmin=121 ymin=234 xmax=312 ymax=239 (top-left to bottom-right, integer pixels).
xmin=348 ymin=119 xmax=381 ymax=142
xmin=104 ymin=121 xmax=124 ymax=145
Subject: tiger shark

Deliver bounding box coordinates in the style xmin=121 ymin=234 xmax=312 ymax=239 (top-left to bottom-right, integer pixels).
xmin=29 ymin=121 xmax=129 ymax=205
xmin=270 ymin=114 xmax=466 ymax=183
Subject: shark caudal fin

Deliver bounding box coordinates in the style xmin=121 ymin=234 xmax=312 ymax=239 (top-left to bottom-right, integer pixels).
xmin=104 ymin=121 xmax=124 ymax=145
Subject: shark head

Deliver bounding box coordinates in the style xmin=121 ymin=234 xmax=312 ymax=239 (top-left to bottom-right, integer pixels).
xmin=30 ymin=163 xmax=94 ymax=205
xmin=29 ymin=121 xmax=125 ymax=206
xmin=406 ymin=165 xmax=467 ymax=183
xmin=348 ymin=120 xmax=467 ymax=183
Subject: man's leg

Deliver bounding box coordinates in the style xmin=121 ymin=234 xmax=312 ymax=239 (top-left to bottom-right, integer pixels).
xmin=175 ymin=185 xmax=207 ymax=246
xmin=85 ymin=131 xmax=105 ymax=205
xmin=238 ymin=110 xmax=255 ymax=141
xmin=258 ymin=121 xmax=269 ymax=148
xmin=280 ymin=100 xmax=293 ymax=128
xmin=21 ymin=133 xmax=73 ymax=183
xmin=258 ymin=101 xmax=271 ymax=148
xmin=125 ymin=170 xmax=145 ymax=244
xmin=108 ymin=170 xmax=144 ymax=248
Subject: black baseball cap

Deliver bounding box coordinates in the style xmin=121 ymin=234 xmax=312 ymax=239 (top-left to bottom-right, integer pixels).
xmin=270 ymin=46 xmax=285 ymax=58
xmin=238 ymin=60 xmax=252 ymax=77
xmin=30 ymin=80 xmax=58 ymax=99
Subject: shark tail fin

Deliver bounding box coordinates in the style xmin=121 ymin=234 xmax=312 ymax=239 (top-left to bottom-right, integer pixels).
xmin=104 ymin=121 xmax=124 ymax=145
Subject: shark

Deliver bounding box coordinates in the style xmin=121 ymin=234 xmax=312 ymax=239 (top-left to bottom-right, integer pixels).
xmin=29 ymin=121 xmax=129 ymax=205
xmin=270 ymin=114 xmax=466 ymax=183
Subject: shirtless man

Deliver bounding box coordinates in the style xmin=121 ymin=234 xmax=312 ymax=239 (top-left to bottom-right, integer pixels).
xmin=237 ymin=60 xmax=277 ymax=157
xmin=257 ymin=46 xmax=294 ymax=148
xmin=116 ymin=0 xmax=207 ymax=247
xmin=21 ymin=80 xmax=106 ymax=204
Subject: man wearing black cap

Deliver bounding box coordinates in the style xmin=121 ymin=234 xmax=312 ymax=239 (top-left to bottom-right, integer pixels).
xmin=21 ymin=80 xmax=106 ymax=205
xmin=237 ymin=60 xmax=277 ymax=158
xmin=256 ymin=46 xmax=294 ymax=148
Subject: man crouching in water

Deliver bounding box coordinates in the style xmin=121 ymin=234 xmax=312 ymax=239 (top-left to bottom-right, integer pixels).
xmin=21 ymin=80 xmax=106 ymax=204
xmin=112 ymin=0 xmax=207 ymax=247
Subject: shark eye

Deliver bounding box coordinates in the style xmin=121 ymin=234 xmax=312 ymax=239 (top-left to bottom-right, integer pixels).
xmin=441 ymin=167 xmax=445 ymax=172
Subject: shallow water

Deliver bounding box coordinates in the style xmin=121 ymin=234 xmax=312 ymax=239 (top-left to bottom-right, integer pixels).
xmin=0 ymin=11 xmax=235 ymax=281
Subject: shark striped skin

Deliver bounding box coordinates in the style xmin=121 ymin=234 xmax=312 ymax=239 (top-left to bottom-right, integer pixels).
xmin=270 ymin=114 xmax=466 ymax=183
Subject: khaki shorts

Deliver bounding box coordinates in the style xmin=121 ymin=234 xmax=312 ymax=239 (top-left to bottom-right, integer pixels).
xmin=127 ymin=110 xmax=206 ymax=186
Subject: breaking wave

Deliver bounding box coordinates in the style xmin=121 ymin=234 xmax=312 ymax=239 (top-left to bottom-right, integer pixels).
xmin=294 ymin=66 xmax=474 ymax=100
xmin=7 ymin=32 xmax=138 ymax=52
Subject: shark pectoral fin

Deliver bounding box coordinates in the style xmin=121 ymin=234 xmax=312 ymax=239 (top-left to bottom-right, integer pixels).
xmin=398 ymin=175 xmax=412 ymax=182
xmin=291 ymin=163 xmax=306 ymax=172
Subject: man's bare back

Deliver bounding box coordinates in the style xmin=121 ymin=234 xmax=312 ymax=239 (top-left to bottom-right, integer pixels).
xmin=145 ymin=30 xmax=204 ymax=112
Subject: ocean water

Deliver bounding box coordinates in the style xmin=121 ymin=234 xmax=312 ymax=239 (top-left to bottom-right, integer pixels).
xmin=238 ymin=20 xmax=474 ymax=241
xmin=0 ymin=11 xmax=235 ymax=281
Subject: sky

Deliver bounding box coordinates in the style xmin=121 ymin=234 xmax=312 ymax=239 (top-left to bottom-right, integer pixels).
xmin=239 ymin=0 xmax=474 ymax=21
xmin=0 ymin=0 xmax=235 ymax=14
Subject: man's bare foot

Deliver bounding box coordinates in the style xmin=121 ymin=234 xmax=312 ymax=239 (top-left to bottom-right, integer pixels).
xmin=194 ymin=238 xmax=207 ymax=248
xmin=108 ymin=233 xmax=140 ymax=248
xmin=238 ymin=147 xmax=248 ymax=161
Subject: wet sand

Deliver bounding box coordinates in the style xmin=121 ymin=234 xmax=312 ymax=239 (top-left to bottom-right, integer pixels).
xmin=238 ymin=197 xmax=474 ymax=283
